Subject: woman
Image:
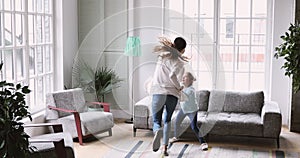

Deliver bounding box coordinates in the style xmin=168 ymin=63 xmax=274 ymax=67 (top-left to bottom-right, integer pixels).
xmin=151 ymin=37 xmax=188 ymax=156
xmin=170 ymin=72 xmax=208 ymax=151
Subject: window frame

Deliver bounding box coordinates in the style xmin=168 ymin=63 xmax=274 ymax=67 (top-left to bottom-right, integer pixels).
xmin=163 ymin=0 xmax=273 ymax=98
xmin=0 ymin=0 xmax=54 ymax=113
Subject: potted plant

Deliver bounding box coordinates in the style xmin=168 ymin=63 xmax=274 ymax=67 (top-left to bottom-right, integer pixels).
xmin=72 ymin=59 xmax=122 ymax=103
xmin=274 ymin=22 xmax=300 ymax=132
xmin=0 ymin=62 xmax=32 ymax=157
xmin=94 ymin=67 xmax=123 ymax=102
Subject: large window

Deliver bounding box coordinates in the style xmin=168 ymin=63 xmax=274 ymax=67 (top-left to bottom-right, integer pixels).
xmin=0 ymin=0 xmax=54 ymax=112
xmin=164 ymin=0 xmax=271 ymax=94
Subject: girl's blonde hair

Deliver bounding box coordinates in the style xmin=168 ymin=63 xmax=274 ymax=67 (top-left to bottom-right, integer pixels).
xmin=185 ymin=72 xmax=196 ymax=81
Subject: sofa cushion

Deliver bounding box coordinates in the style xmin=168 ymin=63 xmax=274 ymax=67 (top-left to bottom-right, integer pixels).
xmin=208 ymin=90 xmax=264 ymax=114
xmin=196 ymin=90 xmax=210 ymax=111
xmin=207 ymin=90 xmax=227 ymax=112
xmin=224 ymin=91 xmax=264 ymax=114
xmin=199 ymin=112 xmax=263 ymax=137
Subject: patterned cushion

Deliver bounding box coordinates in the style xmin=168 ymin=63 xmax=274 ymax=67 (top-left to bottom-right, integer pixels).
xmin=208 ymin=90 xmax=264 ymax=114
xmin=45 ymin=93 xmax=59 ymax=120
xmin=234 ymin=91 xmax=264 ymax=114
xmin=51 ymin=88 xmax=87 ymax=117
xmin=196 ymin=90 xmax=210 ymax=111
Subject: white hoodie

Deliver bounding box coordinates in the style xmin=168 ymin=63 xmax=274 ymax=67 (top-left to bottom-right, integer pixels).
xmin=151 ymin=53 xmax=185 ymax=99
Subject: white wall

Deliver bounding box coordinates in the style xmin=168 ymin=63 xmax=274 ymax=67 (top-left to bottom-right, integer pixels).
xmin=63 ymin=0 xmax=78 ymax=89
xmin=133 ymin=0 xmax=163 ymax=102
xmin=271 ymin=0 xmax=294 ymax=126
xmin=54 ymin=0 xmax=78 ymax=90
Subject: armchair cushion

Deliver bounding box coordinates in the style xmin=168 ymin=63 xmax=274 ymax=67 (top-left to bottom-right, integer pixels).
xmin=57 ymin=111 xmax=114 ymax=137
xmin=51 ymin=88 xmax=87 ymax=117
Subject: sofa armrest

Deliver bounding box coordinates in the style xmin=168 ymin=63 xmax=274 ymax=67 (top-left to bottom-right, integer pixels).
xmin=24 ymin=123 xmax=63 ymax=133
xmin=133 ymin=96 xmax=152 ymax=129
xmin=261 ymin=101 xmax=282 ymax=138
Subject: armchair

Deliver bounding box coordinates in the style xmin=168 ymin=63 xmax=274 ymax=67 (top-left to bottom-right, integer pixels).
xmin=45 ymin=88 xmax=114 ymax=145
xmin=25 ymin=123 xmax=74 ymax=158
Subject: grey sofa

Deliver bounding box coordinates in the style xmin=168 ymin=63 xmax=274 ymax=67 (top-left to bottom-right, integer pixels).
xmin=133 ymin=90 xmax=282 ymax=147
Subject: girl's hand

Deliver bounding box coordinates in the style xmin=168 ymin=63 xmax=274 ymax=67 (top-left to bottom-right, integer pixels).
xmin=178 ymin=86 xmax=184 ymax=91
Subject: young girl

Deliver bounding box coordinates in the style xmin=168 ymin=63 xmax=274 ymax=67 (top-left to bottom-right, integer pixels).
xmin=170 ymin=72 xmax=208 ymax=151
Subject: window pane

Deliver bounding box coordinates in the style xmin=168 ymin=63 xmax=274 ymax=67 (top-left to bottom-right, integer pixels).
xmin=169 ymin=0 xmax=182 ymax=17
xmin=250 ymin=73 xmax=264 ymax=91
xmin=0 ymin=1 xmax=2 ymax=9
xmin=29 ymin=46 xmax=35 ymax=76
xmin=29 ymin=78 xmax=35 ymax=110
xmin=3 ymin=0 xmax=11 ymax=10
xmin=28 ymin=15 xmax=35 ymax=44
xmin=0 ymin=14 xmax=2 ymax=46
xmin=184 ymin=0 xmax=198 ymax=17
xmin=219 ymin=46 xmax=234 ymax=71
xmin=199 ymin=19 xmax=214 ymax=45
xmin=198 ymin=45 xmax=214 ymax=71
xmin=45 ymin=16 xmax=51 ymax=42
xmin=251 ymin=46 xmax=265 ymax=72
xmin=184 ymin=19 xmax=197 ymax=34
xmin=220 ymin=0 xmax=234 ymax=18
xmin=4 ymin=13 xmax=12 ymax=46
xmin=44 ymin=75 xmax=52 ymax=94
xmin=236 ymin=0 xmax=250 ymax=17
xmin=16 ymin=48 xmax=25 ymax=80
xmin=0 ymin=51 xmax=3 ymax=80
xmin=236 ymin=46 xmax=249 ymax=72
xmin=28 ymin=0 xmax=35 ymax=12
xmin=44 ymin=0 xmax=52 ymax=14
xmin=15 ymin=14 xmax=25 ymax=46
xmin=217 ymin=72 xmax=233 ymax=90
xmin=253 ymin=0 xmax=267 ymax=17
xmin=220 ymin=19 xmax=234 ymax=45
xmin=197 ymin=71 xmax=213 ymax=90
xmin=36 ymin=15 xmax=43 ymax=43
xmin=36 ymin=46 xmax=43 ymax=74
xmin=15 ymin=0 xmax=25 ymax=12
xmin=234 ymin=72 xmax=249 ymax=91
xmin=236 ymin=20 xmax=250 ymax=45
xmin=200 ymin=0 xmax=214 ymax=18
xmin=252 ymin=19 xmax=266 ymax=45
xmin=4 ymin=50 xmax=13 ymax=81
xmin=168 ymin=19 xmax=183 ymax=35
xmin=37 ymin=0 xmax=43 ymax=13
xmin=45 ymin=45 xmax=51 ymax=72
xmin=36 ymin=77 xmax=44 ymax=107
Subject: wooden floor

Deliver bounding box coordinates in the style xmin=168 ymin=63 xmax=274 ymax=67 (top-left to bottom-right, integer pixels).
xmin=73 ymin=119 xmax=300 ymax=158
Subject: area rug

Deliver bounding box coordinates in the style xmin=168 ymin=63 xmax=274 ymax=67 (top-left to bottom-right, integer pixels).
xmin=102 ymin=140 xmax=300 ymax=158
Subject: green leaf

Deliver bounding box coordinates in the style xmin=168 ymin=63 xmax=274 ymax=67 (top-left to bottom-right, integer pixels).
xmin=21 ymin=86 xmax=31 ymax=94
xmin=275 ymin=23 xmax=300 ymax=93
xmin=16 ymin=83 xmax=21 ymax=90
xmin=0 ymin=139 xmax=5 ymax=149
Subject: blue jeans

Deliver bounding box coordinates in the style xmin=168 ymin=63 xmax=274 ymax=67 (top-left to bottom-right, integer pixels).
xmin=152 ymin=94 xmax=178 ymax=145
xmin=174 ymin=109 xmax=206 ymax=144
